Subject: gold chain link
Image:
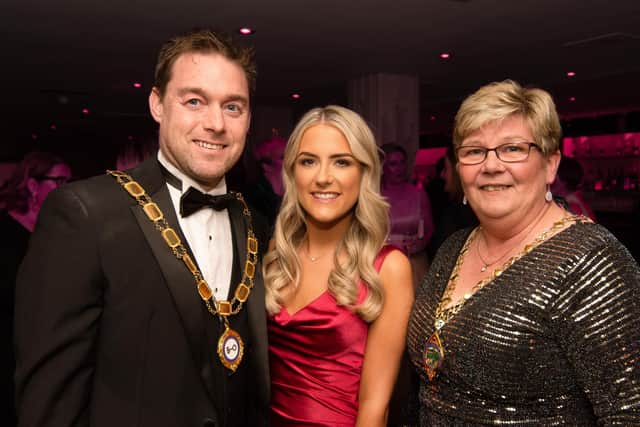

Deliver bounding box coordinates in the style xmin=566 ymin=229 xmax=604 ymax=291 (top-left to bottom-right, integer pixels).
xmin=435 ymin=214 xmax=590 ymax=326
xmin=107 ymin=170 xmax=259 ymax=322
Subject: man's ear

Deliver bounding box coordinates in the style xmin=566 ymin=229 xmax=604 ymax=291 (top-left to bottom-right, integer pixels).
xmin=149 ymin=87 xmax=163 ymax=124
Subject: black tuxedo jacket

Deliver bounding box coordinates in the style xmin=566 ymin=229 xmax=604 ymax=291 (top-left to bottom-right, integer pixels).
xmin=14 ymin=158 xmax=269 ymax=427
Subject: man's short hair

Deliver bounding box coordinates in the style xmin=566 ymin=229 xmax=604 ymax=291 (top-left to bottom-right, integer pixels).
xmin=153 ymin=28 xmax=256 ymax=99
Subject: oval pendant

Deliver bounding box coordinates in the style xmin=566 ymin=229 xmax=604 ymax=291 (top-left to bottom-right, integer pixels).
xmin=217 ymin=326 xmax=244 ymax=372
xmin=424 ymin=331 xmax=445 ymax=381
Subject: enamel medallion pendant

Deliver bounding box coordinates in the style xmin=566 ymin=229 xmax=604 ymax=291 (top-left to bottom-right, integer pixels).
xmin=424 ymin=331 xmax=445 ymax=381
xmin=218 ymin=326 xmax=244 ymax=372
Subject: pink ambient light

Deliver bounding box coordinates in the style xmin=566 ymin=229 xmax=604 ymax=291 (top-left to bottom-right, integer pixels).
xmin=566 ymin=71 xmax=576 ymax=77
xmin=82 ymin=108 xmax=90 ymax=115
xmin=439 ymin=53 xmax=451 ymax=59
xmin=569 ymin=96 xmax=576 ymax=102
xmin=291 ymin=93 xmax=301 ymax=99
xmin=238 ymin=28 xmax=255 ymax=35
xmin=133 ymin=82 xmax=142 ymax=88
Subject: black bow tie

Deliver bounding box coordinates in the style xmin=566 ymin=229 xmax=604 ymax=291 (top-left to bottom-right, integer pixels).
xmin=180 ymin=187 xmax=236 ymax=217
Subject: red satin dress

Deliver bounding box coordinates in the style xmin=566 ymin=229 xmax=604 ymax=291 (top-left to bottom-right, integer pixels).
xmin=268 ymin=246 xmax=395 ymax=426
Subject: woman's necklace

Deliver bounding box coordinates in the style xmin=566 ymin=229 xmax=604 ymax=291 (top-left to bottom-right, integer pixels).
xmin=307 ymin=252 xmax=325 ymax=262
xmin=477 ymin=233 xmax=525 ymax=272
xmin=304 ymin=241 xmax=334 ymax=262
xmin=476 ymin=203 xmax=550 ymax=273
xmin=423 ymin=213 xmax=588 ymax=382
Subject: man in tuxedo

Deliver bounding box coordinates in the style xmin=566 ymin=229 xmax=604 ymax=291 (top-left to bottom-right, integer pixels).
xmin=14 ymin=29 xmax=269 ymax=427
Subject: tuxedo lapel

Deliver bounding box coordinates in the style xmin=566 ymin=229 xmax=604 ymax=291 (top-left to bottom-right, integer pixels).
xmin=248 ymin=265 xmax=270 ymax=407
xmin=228 ymin=201 xmax=270 ymax=406
xmin=227 ymin=201 xmax=247 ymax=295
xmin=127 ymin=159 xmax=217 ymax=402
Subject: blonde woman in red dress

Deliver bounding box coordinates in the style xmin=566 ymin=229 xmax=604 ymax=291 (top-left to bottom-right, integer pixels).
xmin=264 ymin=105 xmax=414 ymax=426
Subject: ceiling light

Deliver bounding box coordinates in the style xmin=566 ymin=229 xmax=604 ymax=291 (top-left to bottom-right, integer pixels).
xmin=291 ymin=93 xmax=301 ymax=99
xmin=82 ymin=108 xmax=90 ymax=115
xmin=566 ymin=71 xmax=576 ymax=77
xmin=238 ymin=27 xmax=255 ymax=35
xmin=133 ymin=82 xmax=142 ymax=88
xmin=439 ymin=53 xmax=451 ymax=59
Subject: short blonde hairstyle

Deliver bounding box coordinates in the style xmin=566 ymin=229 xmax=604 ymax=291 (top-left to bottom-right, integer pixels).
xmin=263 ymin=105 xmax=390 ymax=322
xmin=453 ymin=80 xmax=562 ymax=156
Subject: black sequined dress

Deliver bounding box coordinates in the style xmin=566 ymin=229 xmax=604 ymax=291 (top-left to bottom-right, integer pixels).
xmin=407 ymin=221 xmax=640 ymax=426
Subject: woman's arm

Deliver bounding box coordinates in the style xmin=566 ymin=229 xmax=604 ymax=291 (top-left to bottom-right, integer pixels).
xmin=356 ymin=249 xmax=414 ymax=427
xmin=553 ymin=237 xmax=640 ymax=425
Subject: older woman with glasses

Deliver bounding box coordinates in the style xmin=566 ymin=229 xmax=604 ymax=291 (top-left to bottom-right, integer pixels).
xmin=407 ymin=80 xmax=640 ymax=426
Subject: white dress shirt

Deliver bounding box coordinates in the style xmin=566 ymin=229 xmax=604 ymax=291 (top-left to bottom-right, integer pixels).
xmin=157 ymin=150 xmax=233 ymax=301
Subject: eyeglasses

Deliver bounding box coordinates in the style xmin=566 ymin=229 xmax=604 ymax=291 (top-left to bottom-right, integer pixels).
xmin=38 ymin=175 xmax=70 ymax=185
xmin=456 ymin=142 xmax=540 ymax=165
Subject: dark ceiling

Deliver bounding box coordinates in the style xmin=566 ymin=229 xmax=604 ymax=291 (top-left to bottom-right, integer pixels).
xmin=3 ymin=0 xmax=640 ymax=159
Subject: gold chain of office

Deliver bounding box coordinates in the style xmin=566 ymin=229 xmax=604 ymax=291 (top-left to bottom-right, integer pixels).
xmin=107 ymin=170 xmax=258 ymax=322
xmin=435 ymin=213 xmax=589 ymax=324
xmin=423 ymin=213 xmax=590 ymax=382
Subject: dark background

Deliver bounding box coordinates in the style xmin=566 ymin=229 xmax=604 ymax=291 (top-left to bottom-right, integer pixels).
xmin=3 ymin=0 xmax=639 ymax=170
xmin=3 ymin=0 xmax=640 ymax=259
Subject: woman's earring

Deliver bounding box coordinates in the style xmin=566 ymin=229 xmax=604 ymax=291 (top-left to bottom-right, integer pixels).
xmin=462 ymin=195 xmax=468 ymax=205
xmin=545 ymin=185 xmax=553 ymax=203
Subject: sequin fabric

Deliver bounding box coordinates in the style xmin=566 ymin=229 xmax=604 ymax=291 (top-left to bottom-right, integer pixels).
xmin=407 ymin=221 xmax=640 ymax=426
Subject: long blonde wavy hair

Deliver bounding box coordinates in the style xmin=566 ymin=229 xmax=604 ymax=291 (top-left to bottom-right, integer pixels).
xmin=263 ymin=105 xmax=390 ymax=322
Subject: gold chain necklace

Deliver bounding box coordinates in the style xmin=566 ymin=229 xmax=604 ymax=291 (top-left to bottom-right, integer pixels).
xmin=108 ymin=170 xmax=258 ymax=372
xmin=476 ymin=231 xmax=526 ymax=272
xmin=423 ymin=214 xmax=590 ymax=381
xmin=476 ymin=202 xmax=550 ymax=272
